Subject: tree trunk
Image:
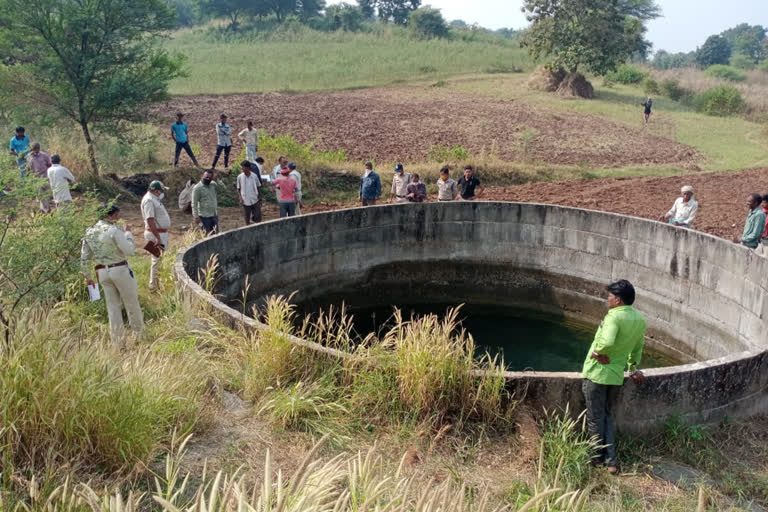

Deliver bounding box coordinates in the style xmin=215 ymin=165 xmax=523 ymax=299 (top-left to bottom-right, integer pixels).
xmin=80 ymin=120 xmax=99 ymax=177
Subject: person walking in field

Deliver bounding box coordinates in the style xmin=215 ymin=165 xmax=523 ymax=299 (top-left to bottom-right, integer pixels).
xmin=81 ymin=204 xmax=144 ymax=346
xmin=457 ymin=165 xmax=483 ymax=200
xmin=27 ymin=142 xmax=52 ymax=212
xmin=237 ymin=160 xmax=262 ymax=225
xmin=406 ymin=173 xmax=427 ymax=203
xmin=47 ymin=154 xmax=76 ymax=207
xmin=734 ymin=193 xmax=766 ymax=250
xmin=288 ymin=162 xmax=303 ymax=215
xmin=192 ymin=170 xmax=219 ymax=235
xmin=436 ymin=167 xmax=458 ymax=202
xmin=9 ymin=126 xmax=30 ymax=173
xmin=360 ymin=162 xmax=381 ymax=206
xmin=211 ymin=114 xmax=232 ymax=171
xmin=661 ymin=185 xmax=698 ymax=228
xmin=171 ymin=112 xmax=200 ymax=168
xmin=274 ymin=167 xmax=298 ymax=218
xmin=642 ymin=97 xmax=653 ymax=125
xmin=389 ymin=163 xmax=411 ymax=203
xmin=582 ymin=279 xmax=646 ymax=475
xmin=238 ymin=121 xmax=259 ymax=163
xmin=141 ymin=180 xmax=171 ymax=291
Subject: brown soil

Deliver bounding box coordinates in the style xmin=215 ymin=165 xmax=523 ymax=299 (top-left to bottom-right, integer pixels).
xmin=157 ymin=86 xmax=699 ymax=169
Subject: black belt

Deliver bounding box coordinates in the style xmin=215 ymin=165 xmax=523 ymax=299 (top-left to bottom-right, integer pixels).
xmin=94 ymin=260 xmax=128 ymax=271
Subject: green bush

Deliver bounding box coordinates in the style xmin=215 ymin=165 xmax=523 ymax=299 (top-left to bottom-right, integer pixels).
xmin=659 ymin=78 xmax=686 ymax=101
xmin=704 ymin=64 xmax=747 ymax=82
xmin=695 ymin=86 xmax=746 ymax=116
xmin=408 ymin=7 xmax=450 ymax=40
xmin=605 ymin=64 xmax=647 ymax=84
xmin=729 ymin=53 xmax=756 ymax=70
xmin=643 ymin=77 xmax=660 ymax=95
xmin=759 ymin=60 xmax=768 ymax=73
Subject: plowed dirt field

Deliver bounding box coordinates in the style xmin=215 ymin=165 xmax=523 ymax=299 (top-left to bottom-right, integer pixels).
xmin=159 ymin=87 xmax=700 ymax=168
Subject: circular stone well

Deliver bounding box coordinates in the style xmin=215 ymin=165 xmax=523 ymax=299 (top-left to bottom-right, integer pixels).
xmin=175 ymin=202 xmax=768 ymax=433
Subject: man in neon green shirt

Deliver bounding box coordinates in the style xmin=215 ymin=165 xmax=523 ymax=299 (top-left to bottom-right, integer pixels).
xmin=582 ymin=279 xmax=647 ymax=474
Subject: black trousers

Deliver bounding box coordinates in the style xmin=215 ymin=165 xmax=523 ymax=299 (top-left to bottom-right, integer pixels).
xmin=174 ymin=141 xmax=198 ymax=166
xmin=212 ymin=145 xmax=231 ymax=168
xmin=582 ymin=379 xmax=620 ymax=466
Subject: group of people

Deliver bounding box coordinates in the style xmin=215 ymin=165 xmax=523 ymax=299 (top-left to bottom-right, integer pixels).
xmin=9 ymin=126 xmax=77 ymax=211
xmin=660 ymin=184 xmax=768 ymax=252
xmin=359 ymin=163 xmax=483 ymax=205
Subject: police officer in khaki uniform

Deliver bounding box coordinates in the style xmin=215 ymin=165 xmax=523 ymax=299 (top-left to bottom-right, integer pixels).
xmin=81 ymin=204 xmax=144 ymax=345
xmin=141 ymin=180 xmax=171 ymax=290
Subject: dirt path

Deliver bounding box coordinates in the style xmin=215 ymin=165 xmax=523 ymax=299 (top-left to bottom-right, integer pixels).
xmin=156 ymin=86 xmax=700 ymax=169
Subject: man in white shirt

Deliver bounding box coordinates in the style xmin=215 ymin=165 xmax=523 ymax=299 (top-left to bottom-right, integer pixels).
xmin=237 ymin=160 xmax=262 ymax=225
xmin=662 ymin=185 xmax=699 ymax=228
xmin=141 ymin=180 xmax=171 ymax=290
xmin=47 ymin=154 xmax=75 ymax=206
xmin=288 ymin=162 xmax=303 ymax=215
xmin=238 ymin=120 xmax=259 ymax=163
xmin=272 ymin=155 xmax=287 ymax=181
xmin=389 ymin=163 xmax=411 ymax=203
xmin=211 ymin=113 xmax=232 ymax=171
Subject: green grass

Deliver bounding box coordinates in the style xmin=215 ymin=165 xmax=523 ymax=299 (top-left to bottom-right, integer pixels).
xmin=166 ymin=26 xmax=529 ymax=95
xmin=451 ymin=76 xmax=768 ymax=172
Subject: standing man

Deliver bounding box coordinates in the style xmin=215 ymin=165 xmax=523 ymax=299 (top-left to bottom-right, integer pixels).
xmin=360 ymin=162 xmax=381 ymax=206
xmin=192 ymin=170 xmax=219 ymax=235
xmin=436 ymin=167 xmax=458 ymax=202
xmin=288 ymin=162 xmax=303 ymax=215
xmin=273 ymin=167 xmax=298 ymax=218
xmin=662 ymin=185 xmax=698 ymax=228
xmin=733 ymin=193 xmax=767 ymax=249
xmin=237 ymin=160 xmax=262 ymax=225
xmin=238 ymin=120 xmax=259 ymax=163
xmin=582 ymin=279 xmax=646 ymax=475
xmin=272 ymin=156 xmax=288 ymax=181
xmin=141 ymin=180 xmax=171 ymax=291
xmin=47 ymin=154 xmax=76 ymax=207
xmin=389 ymin=163 xmax=411 ymax=203
xmin=456 ymin=165 xmax=483 ymax=201
xmin=406 ymin=174 xmax=427 ymax=203
xmin=171 ymin=112 xmax=200 ymax=168
xmin=211 ymin=114 xmax=232 ymax=171
xmin=9 ymin=126 xmax=30 ymax=173
xmin=81 ymin=204 xmax=144 ymax=346
xmin=27 ymin=142 xmax=53 ymax=212
xmin=642 ymin=97 xmax=653 ymax=125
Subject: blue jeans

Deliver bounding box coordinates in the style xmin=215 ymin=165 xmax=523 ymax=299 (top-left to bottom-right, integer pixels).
xmin=279 ymin=201 xmax=296 ymax=218
xmin=583 ymin=379 xmax=620 ymax=466
xmin=669 ymin=218 xmax=690 ymax=228
xmin=245 ymin=144 xmax=257 ymax=162
xmin=200 ymin=216 xmax=219 ymax=235
xmin=16 ymin=157 xmax=27 ymax=176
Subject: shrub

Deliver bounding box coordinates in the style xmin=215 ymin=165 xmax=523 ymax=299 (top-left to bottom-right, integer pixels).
xmin=729 ymin=53 xmax=756 ymax=70
xmin=759 ymin=60 xmax=768 ymax=73
xmin=605 ymin=64 xmax=647 ymax=84
xmin=408 ymin=7 xmax=450 ymax=40
xmin=427 ymin=144 xmax=470 ymax=162
xmin=695 ymin=86 xmax=747 ymax=116
xmin=643 ymin=77 xmax=660 ymax=95
xmin=659 ymin=78 xmax=686 ymax=101
xmin=704 ymin=64 xmax=747 ymax=82
xmin=324 ymin=3 xmax=364 ymax=32
xmin=538 ymin=407 xmax=599 ymax=489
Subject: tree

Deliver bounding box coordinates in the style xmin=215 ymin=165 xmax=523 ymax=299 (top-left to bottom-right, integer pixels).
xmin=326 ymin=2 xmax=363 ymax=31
xmin=200 ymin=0 xmax=256 ymax=29
xmin=651 ymin=49 xmax=696 ymax=70
xmin=0 ymin=0 xmax=184 ymax=177
xmin=364 ymin=0 xmax=420 ymax=25
xmin=258 ymin=0 xmax=324 ymax=22
xmin=721 ymin=23 xmax=766 ymax=63
xmin=0 ymin=161 xmax=98 ymax=345
xmin=697 ymin=34 xmax=732 ymax=68
xmin=357 ymin=0 xmax=375 ymax=19
xmin=521 ymin=0 xmax=644 ymax=75
xmin=408 ymin=7 xmax=448 ymax=39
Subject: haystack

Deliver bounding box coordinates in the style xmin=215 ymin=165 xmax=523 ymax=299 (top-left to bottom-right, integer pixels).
xmin=556 ymin=73 xmax=594 ymax=99
xmin=526 ymin=67 xmax=566 ymax=92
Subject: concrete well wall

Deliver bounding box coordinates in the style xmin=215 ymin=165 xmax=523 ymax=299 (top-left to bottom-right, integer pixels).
xmin=175 ymin=202 xmax=768 ymax=433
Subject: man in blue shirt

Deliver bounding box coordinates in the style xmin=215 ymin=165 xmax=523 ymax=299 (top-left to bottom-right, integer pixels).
xmin=171 ymin=112 xmax=200 ymax=168
xmin=9 ymin=126 xmax=30 ymax=173
xmin=734 ymin=193 xmax=767 ymax=249
xmin=359 ymin=162 xmax=381 ymax=206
